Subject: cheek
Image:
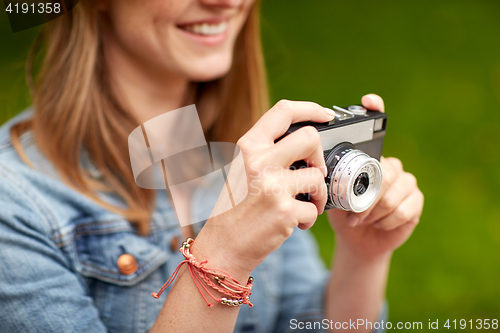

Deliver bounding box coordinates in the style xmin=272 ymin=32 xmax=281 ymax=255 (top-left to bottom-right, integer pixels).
xmin=106 ymin=0 xmax=181 ymax=24
xmin=104 ymin=0 xmax=183 ymax=56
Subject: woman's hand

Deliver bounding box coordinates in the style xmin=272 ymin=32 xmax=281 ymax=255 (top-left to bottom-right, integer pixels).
xmin=193 ymin=100 xmax=334 ymax=279
xmin=327 ymin=94 xmax=424 ymax=261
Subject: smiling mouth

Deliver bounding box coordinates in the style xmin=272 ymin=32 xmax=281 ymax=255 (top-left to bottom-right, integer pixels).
xmin=178 ymin=21 xmax=228 ymax=36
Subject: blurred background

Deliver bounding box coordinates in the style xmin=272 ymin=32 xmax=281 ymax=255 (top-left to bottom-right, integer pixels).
xmin=1 ymin=0 xmax=499 ymax=329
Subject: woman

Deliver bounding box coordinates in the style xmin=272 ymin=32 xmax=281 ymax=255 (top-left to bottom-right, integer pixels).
xmin=0 ymin=0 xmax=424 ymax=332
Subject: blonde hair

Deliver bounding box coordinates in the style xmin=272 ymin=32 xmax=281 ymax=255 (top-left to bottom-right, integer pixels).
xmin=10 ymin=1 xmax=268 ymax=235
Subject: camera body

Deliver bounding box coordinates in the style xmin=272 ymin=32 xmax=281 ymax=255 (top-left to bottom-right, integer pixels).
xmin=285 ymin=105 xmax=387 ymax=213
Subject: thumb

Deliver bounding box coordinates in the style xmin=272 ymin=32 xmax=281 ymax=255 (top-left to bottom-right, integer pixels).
xmin=361 ymin=94 xmax=385 ymax=113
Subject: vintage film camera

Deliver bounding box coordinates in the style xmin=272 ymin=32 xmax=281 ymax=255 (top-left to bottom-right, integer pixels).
xmin=285 ymin=105 xmax=387 ymax=213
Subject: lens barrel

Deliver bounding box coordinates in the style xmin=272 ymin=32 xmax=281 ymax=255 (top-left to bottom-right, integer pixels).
xmin=325 ymin=143 xmax=383 ymax=212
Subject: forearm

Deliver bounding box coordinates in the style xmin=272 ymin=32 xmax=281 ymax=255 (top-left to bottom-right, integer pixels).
xmin=325 ymin=242 xmax=391 ymax=333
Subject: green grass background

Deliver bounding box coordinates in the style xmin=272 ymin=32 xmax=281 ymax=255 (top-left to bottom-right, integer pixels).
xmin=1 ymin=0 xmax=499 ymax=329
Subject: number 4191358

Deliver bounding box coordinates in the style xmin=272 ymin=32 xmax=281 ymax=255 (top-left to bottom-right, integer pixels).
xmin=5 ymin=2 xmax=62 ymax=14
xmin=444 ymin=319 xmax=498 ymax=330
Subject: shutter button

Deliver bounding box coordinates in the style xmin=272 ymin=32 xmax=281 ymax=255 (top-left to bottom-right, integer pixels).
xmin=117 ymin=254 xmax=138 ymax=275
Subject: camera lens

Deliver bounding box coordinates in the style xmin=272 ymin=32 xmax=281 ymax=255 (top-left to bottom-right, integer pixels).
xmin=353 ymin=172 xmax=370 ymax=196
xmin=325 ymin=143 xmax=383 ymax=213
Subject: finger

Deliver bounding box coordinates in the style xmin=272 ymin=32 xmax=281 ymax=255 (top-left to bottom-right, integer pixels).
xmin=361 ymin=171 xmax=417 ymax=226
xmin=346 ymin=157 xmax=400 ymax=226
xmin=372 ymin=190 xmax=424 ymax=231
xmin=295 ymin=200 xmax=321 ymax=230
xmin=361 ymin=94 xmax=385 ymax=113
xmin=243 ymin=100 xmax=335 ymax=145
xmin=285 ymin=168 xmax=328 ymax=214
xmin=271 ymin=126 xmax=326 ymax=175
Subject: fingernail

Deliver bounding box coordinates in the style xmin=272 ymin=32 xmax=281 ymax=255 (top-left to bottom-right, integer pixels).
xmin=321 ymin=165 xmax=327 ymax=177
xmin=347 ymin=215 xmax=360 ymax=227
xmin=365 ymin=94 xmax=377 ymax=101
xmin=324 ymin=107 xmax=336 ymax=117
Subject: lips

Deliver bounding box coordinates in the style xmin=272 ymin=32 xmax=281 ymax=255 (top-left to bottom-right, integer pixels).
xmin=175 ymin=18 xmax=230 ymax=46
xmin=177 ymin=21 xmax=228 ymax=36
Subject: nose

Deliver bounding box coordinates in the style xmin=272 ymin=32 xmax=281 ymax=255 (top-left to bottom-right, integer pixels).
xmin=199 ymin=0 xmax=244 ymax=8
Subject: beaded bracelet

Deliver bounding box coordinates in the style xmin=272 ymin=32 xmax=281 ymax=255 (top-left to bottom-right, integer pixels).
xmin=151 ymin=238 xmax=254 ymax=307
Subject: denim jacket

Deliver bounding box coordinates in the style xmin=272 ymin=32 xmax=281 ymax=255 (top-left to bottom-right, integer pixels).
xmin=0 ymin=110 xmax=385 ymax=333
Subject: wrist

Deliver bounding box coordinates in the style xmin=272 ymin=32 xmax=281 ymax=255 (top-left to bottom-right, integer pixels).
xmin=334 ymin=239 xmax=392 ymax=268
xmin=191 ymin=229 xmax=253 ymax=284
xmin=330 ymin=242 xmax=391 ymax=302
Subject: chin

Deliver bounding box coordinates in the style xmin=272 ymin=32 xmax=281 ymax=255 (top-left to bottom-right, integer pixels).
xmin=183 ymin=54 xmax=234 ymax=82
xmin=189 ymin=69 xmax=230 ymax=82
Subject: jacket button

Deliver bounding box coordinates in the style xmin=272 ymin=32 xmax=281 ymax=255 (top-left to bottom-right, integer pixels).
xmin=170 ymin=236 xmax=179 ymax=252
xmin=117 ymin=254 xmax=138 ymax=275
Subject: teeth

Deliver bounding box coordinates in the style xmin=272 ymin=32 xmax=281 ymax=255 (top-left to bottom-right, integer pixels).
xmin=183 ymin=21 xmax=227 ymax=36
